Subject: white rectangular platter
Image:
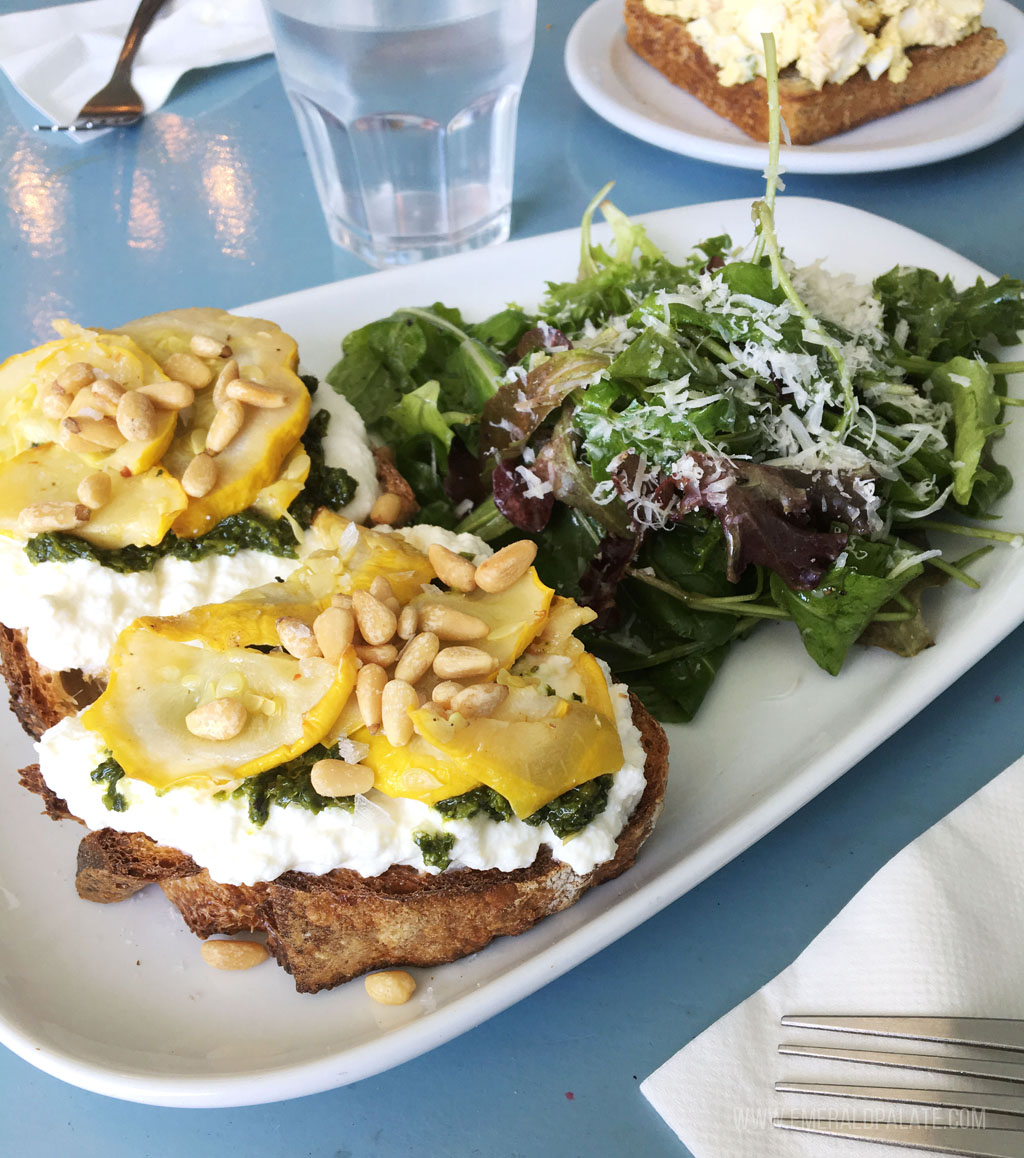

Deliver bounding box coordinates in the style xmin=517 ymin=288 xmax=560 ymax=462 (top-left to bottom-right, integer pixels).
xmin=1 ymin=197 xmax=1022 ymax=1107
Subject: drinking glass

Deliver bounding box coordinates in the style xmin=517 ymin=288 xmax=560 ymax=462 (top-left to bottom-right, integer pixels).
xmin=263 ymin=0 xmax=538 ymax=267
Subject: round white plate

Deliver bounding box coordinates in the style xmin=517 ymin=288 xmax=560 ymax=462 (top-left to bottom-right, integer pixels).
xmin=564 ymin=0 xmax=1024 ymax=173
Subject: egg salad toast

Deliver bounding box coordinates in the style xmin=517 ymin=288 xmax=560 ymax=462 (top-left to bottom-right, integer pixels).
xmin=0 ymin=308 xmax=410 ymax=735
xmin=18 ymin=517 xmax=667 ymax=992
xmin=623 ymin=0 xmax=1006 ymax=144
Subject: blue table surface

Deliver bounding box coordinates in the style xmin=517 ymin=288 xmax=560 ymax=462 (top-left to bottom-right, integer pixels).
xmin=2 ymin=1 xmax=1023 ymax=1154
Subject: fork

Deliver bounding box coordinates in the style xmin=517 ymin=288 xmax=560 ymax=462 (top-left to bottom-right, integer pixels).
xmin=773 ymin=1015 xmax=1024 ymax=1156
xmin=36 ymin=0 xmax=172 ymax=132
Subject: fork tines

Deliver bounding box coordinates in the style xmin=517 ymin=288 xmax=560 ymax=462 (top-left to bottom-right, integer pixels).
xmin=775 ymin=1015 xmax=1024 ymax=1155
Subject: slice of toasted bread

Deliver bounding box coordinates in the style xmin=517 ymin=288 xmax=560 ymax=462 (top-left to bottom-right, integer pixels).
xmin=17 ymin=695 xmax=668 ymax=993
xmin=622 ymin=0 xmax=1006 ymax=145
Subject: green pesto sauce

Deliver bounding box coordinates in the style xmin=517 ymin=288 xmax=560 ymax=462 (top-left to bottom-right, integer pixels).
xmin=90 ymin=755 xmax=128 ymax=812
xmin=24 ymin=390 xmax=356 ymax=574
xmin=525 ymin=775 xmax=613 ymax=839
xmin=26 ymin=509 xmax=299 ymax=574
xmin=434 ymin=785 xmax=513 ymax=823
xmin=221 ymin=743 xmax=355 ymax=827
xmin=414 ymin=830 xmax=456 ymax=871
xmin=433 ymin=774 xmax=614 ymax=840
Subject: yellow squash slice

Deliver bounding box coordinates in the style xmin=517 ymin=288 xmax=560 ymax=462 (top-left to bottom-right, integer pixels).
xmin=312 ymin=513 xmax=438 ymax=601
xmin=116 ymin=310 xmax=311 ymax=538
xmin=407 ymin=700 xmax=623 ymax=818
xmin=0 ymin=444 xmax=187 ymax=547
xmin=82 ymin=626 xmax=357 ymax=789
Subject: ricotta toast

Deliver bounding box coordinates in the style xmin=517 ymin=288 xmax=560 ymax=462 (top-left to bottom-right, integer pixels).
xmin=18 ymin=518 xmax=667 ymax=992
xmin=624 ymin=0 xmax=1006 ymax=143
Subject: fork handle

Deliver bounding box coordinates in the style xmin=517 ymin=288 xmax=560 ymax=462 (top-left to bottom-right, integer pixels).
xmin=115 ymin=0 xmax=173 ymax=73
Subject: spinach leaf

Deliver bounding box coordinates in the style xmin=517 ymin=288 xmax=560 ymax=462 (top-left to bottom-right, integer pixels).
xmin=770 ymin=539 xmax=922 ymax=675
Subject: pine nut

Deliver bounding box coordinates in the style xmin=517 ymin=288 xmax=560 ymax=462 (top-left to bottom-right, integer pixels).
xmin=356 ymin=663 xmax=387 ymax=730
xmin=369 ymin=492 xmax=403 ymax=526
xmin=56 ymin=361 xmax=95 ymax=392
xmin=354 ymin=642 xmax=398 ymax=666
xmin=137 ymin=380 xmax=195 ymax=410
xmin=432 ymin=646 xmax=498 ymax=680
xmin=56 ymin=420 xmax=104 ymax=455
xmin=189 ymin=334 xmax=232 ymax=359
xmin=77 ymin=471 xmax=112 ymax=510
xmin=428 ymin=543 xmax=477 ymax=592
xmin=18 ymin=501 xmax=90 ymax=534
xmin=276 ymin=616 xmax=322 ymax=659
xmin=73 ymin=416 xmax=125 ymax=449
xmin=474 ymin=540 xmax=537 ymax=594
xmin=381 ymin=679 xmax=419 ymax=746
xmin=310 ymin=758 xmax=374 ymax=798
xmin=116 ymin=389 xmax=158 ymax=442
xmin=312 ymin=606 xmax=354 ymax=664
xmin=182 ymin=452 xmax=218 ymax=498
xmin=330 ymin=593 xmax=353 ymax=610
xmin=369 ymin=575 xmax=394 ymax=602
xmin=396 ymin=605 xmax=418 ymax=640
xmin=451 ymin=682 xmax=508 ymax=718
xmin=364 ymin=969 xmax=416 ymax=1005
xmin=206 ymin=398 xmax=245 ymax=454
xmin=430 ymin=680 xmax=463 ymax=708
xmin=417 ymin=604 xmax=490 ymax=642
xmin=184 ymin=697 xmax=248 ymax=740
xmin=162 ymin=351 xmax=213 ymax=387
xmin=393 ymin=632 xmax=439 ymax=684
xmin=225 ymin=379 xmax=288 ymax=408
xmin=90 ymin=377 xmax=125 ymax=409
xmin=352 ymin=589 xmax=397 ymax=646
xmin=200 ymin=940 xmax=268 ymax=971
xmin=40 ymin=384 xmax=71 ymax=420
xmin=212 ymin=358 xmax=239 ymax=406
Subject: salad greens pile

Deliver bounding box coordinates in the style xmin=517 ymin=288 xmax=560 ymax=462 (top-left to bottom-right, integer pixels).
xmin=326 ymin=179 xmax=1024 ymax=725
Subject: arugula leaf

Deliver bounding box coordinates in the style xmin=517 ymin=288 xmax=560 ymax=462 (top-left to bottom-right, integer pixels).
xmin=540 ymin=190 xmax=698 ymax=329
xmin=875 ymin=267 xmax=1024 ymax=362
xmin=928 ymin=356 xmax=1002 ymax=506
xmin=377 ymin=380 xmax=473 ymax=454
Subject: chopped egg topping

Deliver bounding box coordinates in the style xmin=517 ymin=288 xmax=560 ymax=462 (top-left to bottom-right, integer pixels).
xmin=643 ymin=0 xmax=985 ymax=87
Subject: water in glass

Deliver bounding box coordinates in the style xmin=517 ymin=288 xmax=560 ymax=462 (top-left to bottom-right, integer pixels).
xmin=265 ymin=0 xmax=537 ymax=266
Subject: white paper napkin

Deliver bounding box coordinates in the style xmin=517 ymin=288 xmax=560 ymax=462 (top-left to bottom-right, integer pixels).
xmin=0 ymin=0 xmax=272 ymax=135
xmin=642 ymin=752 xmax=1024 ymax=1157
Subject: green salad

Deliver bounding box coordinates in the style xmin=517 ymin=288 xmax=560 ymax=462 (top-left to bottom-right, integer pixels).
xmin=325 ymin=171 xmax=1024 ymax=724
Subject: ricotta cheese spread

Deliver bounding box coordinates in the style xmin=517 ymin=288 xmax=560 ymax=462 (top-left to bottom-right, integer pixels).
xmin=0 ymin=386 xmax=380 ymax=678
xmin=643 ymin=0 xmax=985 ymax=87
xmin=36 ymin=659 xmax=647 ymax=883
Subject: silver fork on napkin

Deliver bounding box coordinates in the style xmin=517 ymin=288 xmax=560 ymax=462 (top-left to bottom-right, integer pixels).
xmin=773 ymin=1015 xmax=1024 ymax=1156
xmin=35 ymin=0 xmax=172 ymax=131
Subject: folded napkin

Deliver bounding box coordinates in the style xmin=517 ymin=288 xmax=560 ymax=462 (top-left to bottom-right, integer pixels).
xmin=0 ymin=0 xmax=272 ymax=135
xmin=642 ymin=753 xmax=1024 ymax=1157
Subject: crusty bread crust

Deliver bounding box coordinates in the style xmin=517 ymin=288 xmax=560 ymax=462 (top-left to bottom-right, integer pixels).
xmin=623 ymin=0 xmax=1006 ymax=144
xmin=17 ymin=696 xmax=668 ymax=993
xmin=0 ymin=625 xmax=94 ymax=740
